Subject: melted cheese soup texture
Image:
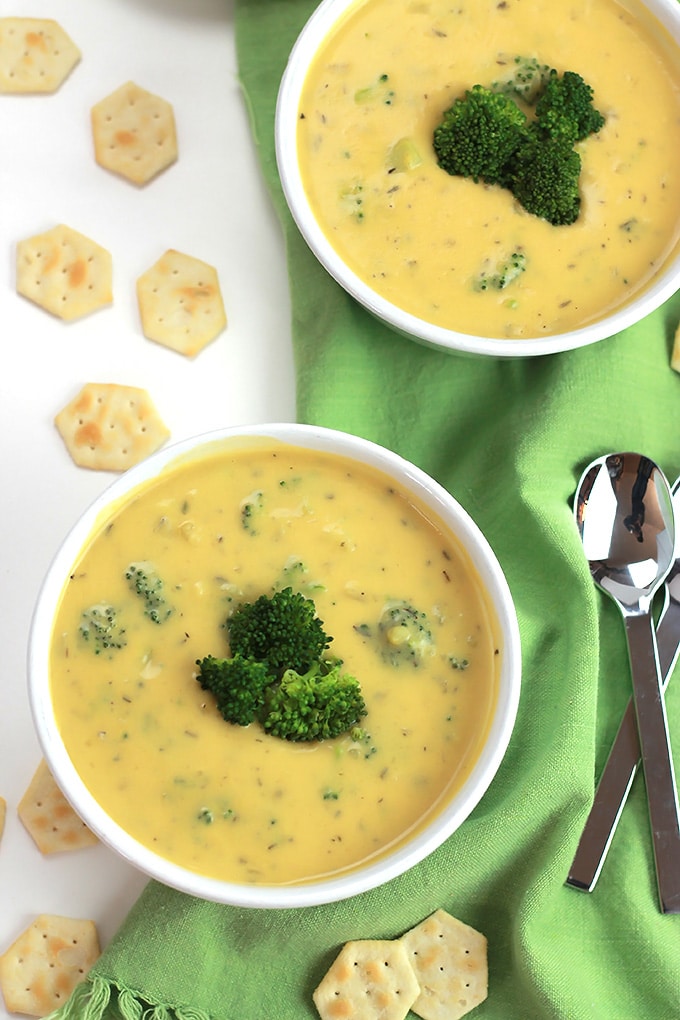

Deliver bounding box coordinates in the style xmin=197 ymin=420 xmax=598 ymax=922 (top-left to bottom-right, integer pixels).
xmin=297 ymin=0 xmax=680 ymax=338
xmin=49 ymin=443 xmax=500 ymax=886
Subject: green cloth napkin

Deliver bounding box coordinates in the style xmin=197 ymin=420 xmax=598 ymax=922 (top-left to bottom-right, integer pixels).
xmin=53 ymin=2 xmax=680 ymax=1018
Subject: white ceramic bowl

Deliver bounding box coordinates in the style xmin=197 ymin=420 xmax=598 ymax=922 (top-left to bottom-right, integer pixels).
xmin=275 ymin=0 xmax=680 ymax=358
xmin=28 ymin=423 xmax=521 ymax=908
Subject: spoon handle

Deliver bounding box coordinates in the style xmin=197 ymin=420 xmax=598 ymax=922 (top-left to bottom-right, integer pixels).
xmin=624 ymin=611 xmax=680 ymax=914
xmin=566 ymin=591 xmax=680 ymax=894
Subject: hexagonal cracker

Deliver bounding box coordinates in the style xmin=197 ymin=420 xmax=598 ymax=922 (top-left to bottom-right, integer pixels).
xmin=91 ymin=80 xmax=178 ymax=185
xmin=16 ymin=223 xmax=112 ymax=321
xmin=18 ymin=759 xmax=98 ymax=855
xmin=0 ymin=914 xmax=99 ymax=1017
xmin=313 ymin=939 xmax=420 ymax=1020
xmin=0 ymin=18 xmax=80 ymax=93
xmin=136 ymin=249 xmax=227 ymax=357
xmin=399 ymin=909 xmax=488 ymax=1020
xmin=54 ymin=382 xmax=170 ymax=472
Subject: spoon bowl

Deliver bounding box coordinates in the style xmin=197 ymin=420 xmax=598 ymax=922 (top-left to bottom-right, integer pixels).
xmin=576 ymin=452 xmax=675 ymax=607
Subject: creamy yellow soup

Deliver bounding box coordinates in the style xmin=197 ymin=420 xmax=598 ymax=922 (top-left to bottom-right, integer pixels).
xmin=49 ymin=441 xmax=500 ymax=886
xmin=297 ymin=0 xmax=680 ymax=338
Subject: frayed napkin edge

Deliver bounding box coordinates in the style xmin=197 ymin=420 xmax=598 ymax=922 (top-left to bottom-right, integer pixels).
xmin=47 ymin=975 xmax=213 ymax=1020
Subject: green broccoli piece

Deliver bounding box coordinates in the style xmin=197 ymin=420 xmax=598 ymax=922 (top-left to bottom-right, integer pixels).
xmin=473 ymin=250 xmax=527 ymax=291
xmin=449 ymin=655 xmax=470 ymax=670
xmin=509 ymin=134 xmax=582 ymax=225
xmin=125 ymin=562 xmax=172 ymax=624
xmin=195 ymin=653 xmax=272 ymax=726
xmin=491 ymin=56 xmax=551 ymax=105
xmin=375 ymin=599 xmax=435 ymax=668
xmin=198 ymin=589 xmax=366 ymax=743
xmin=355 ymin=73 xmax=394 ymax=105
xmin=339 ymin=182 xmax=366 ymax=222
xmin=79 ymin=603 xmax=126 ymax=656
xmin=433 ymin=84 xmax=528 ymax=186
xmin=240 ymin=490 xmax=264 ymax=535
xmin=261 ymin=658 xmax=367 ymax=742
xmin=277 ymin=557 xmax=326 ymax=597
xmin=433 ymin=66 xmax=604 ymax=228
xmin=387 ymin=137 xmax=423 ymax=173
xmin=533 ymin=69 xmax=605 ymax=144
xmin=226 ymin=587 xmax=331 ymax=677
xmin=347 ymin=725 xmax=378 ymax=759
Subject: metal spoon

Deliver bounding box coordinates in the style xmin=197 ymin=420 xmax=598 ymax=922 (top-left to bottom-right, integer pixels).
xmin=567 ymin=477 xmax=680 ymax=894
xmin=573 ymin=452 xmax=680 ymax=914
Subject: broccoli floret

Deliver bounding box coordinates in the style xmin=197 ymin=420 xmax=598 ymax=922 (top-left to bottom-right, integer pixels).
xmin=347 ymin=725 xmax=378 ymax=759
xmin=509 ymin=134 xmax=582 ymax=225
xmin=125 ymin=562 xmax=172 ymax=624
xmin=355 ymin=73 xmax=394 ymax=105
xmin=196 ymin=653 xmax=272 ymax=726
xmin=240 ymin=490 xmax=264 ymax=535
xmin=79 ymin=603 xmax=126 ymax=656
xmin=473 ymin=250 xmax=527 ymax=291
xmin=261 ymin=658 xmax=367 ymax=742
xmin=449 ymin=655 xmax=470 ymax=670
xmin=198 ymin=589 xmax=366 ymax=743
xmin=491 ymin=56 xmax=551 ymax=105
xmin=533 ymin=69 xmax=605 ymax=144
xmin=277 ymin=557 xmax=326 ymax=596
xmin=226 ymin=587 xmax=331 ymax=677
xmin=433 ymin=84 xmax=528 ymax=186
xmin=375 ymin=599 xmax=435 ymax=667
xmin=433 ymin=66 xmax=604 ymax=227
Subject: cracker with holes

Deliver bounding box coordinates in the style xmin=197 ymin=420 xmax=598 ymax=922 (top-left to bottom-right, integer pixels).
xmin=313 ymin=939 xmax=420 ymax=1020
xmin=55 ymin=382 xmax=170 ymax=472
xmin=18 ymin=759 xmax=98 ymax=855
xmin=16 ymin=224 xmax=112 ymax=322
xmin=0 ymin=914 xmax=99 ymax=1017
xmin=0 ymin=17 xmax=80 ymax=94
xmin=399 ymin=909 xmax=488 ymax=1020
xmin=91 ymin=80 xmax=178 ymax=185
xmin=136 ymin=249 xmax=227 ymax=357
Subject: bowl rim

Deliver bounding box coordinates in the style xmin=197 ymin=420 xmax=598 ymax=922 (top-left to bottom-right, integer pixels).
xmin=274 ymin=0 xmax=680 ymax=358
xmin=28 ymin=422 xmax=521 ymax=908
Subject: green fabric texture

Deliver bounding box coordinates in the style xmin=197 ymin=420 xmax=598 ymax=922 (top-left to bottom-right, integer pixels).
xmin=52 ymin=2 xmax=680 ymax=1018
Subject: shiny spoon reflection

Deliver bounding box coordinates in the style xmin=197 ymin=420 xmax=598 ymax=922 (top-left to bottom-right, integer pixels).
xmin=574 ymin=452 xmax=680 ymax=914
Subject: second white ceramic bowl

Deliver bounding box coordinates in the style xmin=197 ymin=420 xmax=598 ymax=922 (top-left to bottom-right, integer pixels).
xmin=28 ymin=423 xmax=521 ymax=908
xmin=275 ymin=0 xmax=680 ymax=358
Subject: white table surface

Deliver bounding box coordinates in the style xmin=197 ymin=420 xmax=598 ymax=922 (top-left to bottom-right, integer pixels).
xmin=0 ymin=1 xmax=295 ymax=1012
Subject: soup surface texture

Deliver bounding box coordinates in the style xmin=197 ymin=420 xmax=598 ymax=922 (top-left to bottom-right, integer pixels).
xmin=49 ymin=441 xmax=500 ymax=886
xmin=296 ymin=0 xmax=680 ymax=338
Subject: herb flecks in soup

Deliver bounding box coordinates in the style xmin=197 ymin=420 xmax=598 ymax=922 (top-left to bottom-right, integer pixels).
xmin=296 ymin=0 xmax=680 ymax=338
xmin=50 ymin=442 xmax=499 ymax=886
